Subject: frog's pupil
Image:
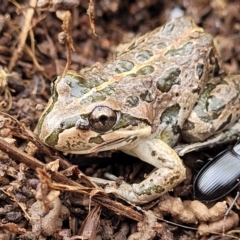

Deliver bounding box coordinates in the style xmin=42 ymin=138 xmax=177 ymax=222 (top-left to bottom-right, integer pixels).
xmin=99 ymin=115 xmax=108 ymax=125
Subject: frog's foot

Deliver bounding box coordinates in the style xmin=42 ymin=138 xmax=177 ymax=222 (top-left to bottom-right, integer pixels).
xmin=104 ymin=168 xmax=184 ymax=204
xmin=177 ymin=120 xmax=240 ymax=156
xmin=105 ymin=138 xmax=186 ymax=204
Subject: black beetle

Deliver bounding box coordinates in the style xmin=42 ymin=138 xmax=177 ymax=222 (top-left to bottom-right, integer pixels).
xmin=193 ymin=142 xmax=240 ymax=202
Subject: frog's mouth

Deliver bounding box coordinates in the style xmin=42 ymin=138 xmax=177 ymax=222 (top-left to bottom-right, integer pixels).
xmin=52 ymin=125 xmax=152 ymax=155
xmin=90 ymin=135 xmax=138 ymax=153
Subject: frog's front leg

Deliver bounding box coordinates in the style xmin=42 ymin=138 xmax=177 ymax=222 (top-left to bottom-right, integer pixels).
xmin=104 ymin=138 xmax=186 ymax=204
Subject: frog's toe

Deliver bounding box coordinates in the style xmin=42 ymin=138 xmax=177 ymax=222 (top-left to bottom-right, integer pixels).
xmin=104 ymin=183 xmax=149 ymax=205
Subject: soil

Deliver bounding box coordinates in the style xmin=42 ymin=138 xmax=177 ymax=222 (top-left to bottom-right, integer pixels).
xmin=0 ymin=0 xmax=240 ymax=239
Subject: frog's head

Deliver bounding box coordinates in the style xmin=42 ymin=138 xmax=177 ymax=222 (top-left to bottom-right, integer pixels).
xmin=36 ymin=72 xmax=151 ymax=154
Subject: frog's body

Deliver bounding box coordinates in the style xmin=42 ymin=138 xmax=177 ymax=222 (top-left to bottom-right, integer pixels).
xmin=37 ymin=17 xmax=240 ymax=204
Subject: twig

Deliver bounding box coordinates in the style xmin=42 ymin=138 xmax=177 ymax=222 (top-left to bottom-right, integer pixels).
xmin=0 ymin=137 xmax=144 ymax=222
xmin=8 ymin=0 xmax=43 ymax=71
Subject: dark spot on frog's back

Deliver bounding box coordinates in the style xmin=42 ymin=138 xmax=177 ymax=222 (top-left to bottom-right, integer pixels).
xmin=156 ymin=67 xmax=181 ymax=92
xmin=80 ymin=82 xmax=118 ymax=104
xmin=126 ymin=96 xmax=139 ymax=108
xmin=115 ymin=60 xmax=134 ymax=74
xmin=64 ymin=74 xmax=88 ymax=98
xmin=165 ymin=42 xmax=194 ymax=57
xmin=156 ymin=42 xmax=167 ymax=49
xmin=63 ymin=73 xmax=107 ymax=98
xmin=136 ymin=66 xmax=155 ymax=75
xmin=196 ymin=63 xmax=204 ymax=79
xmin=160 ymin=104 xmax=181 ymax=125
xmin=136 ymin=50 xmax=153 ymax=62
xmin=140 ymin=90 xmax=153 ymax=103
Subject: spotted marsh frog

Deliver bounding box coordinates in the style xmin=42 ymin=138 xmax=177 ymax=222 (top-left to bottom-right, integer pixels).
xmin=36 ymin=17 xmax=240 ymax=204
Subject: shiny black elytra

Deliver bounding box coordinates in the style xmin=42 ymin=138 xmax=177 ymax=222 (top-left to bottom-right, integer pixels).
xmin=193 ymin=143 xmax=240 ymax=202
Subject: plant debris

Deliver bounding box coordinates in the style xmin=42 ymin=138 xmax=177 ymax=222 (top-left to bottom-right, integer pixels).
xmin=0 ymin=0 xmax=240 ymax=239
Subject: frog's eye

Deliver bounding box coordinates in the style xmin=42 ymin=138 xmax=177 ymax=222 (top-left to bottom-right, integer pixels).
xmin=89 ymin=106 xmax=117 ymax=132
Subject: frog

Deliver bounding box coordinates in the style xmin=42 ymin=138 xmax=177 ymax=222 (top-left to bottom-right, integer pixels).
xmin=36 ymin=17 xmax=240 ymax=204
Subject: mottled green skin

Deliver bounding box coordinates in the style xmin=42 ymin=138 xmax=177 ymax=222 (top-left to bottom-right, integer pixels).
xmin=37 ymin=17 xmax=218 ymax=151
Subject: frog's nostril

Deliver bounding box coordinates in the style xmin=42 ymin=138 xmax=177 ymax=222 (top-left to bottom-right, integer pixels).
xmin=75 ymin=117 xmax=90 ymax=130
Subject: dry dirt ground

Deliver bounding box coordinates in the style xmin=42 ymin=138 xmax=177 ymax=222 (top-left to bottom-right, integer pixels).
xmin=0 ymin=0 xmax=240 ymax=239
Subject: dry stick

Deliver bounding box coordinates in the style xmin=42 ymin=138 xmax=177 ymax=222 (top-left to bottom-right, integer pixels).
xmin=223 ymin=191 xmax=240 ymax=236
xmin=0 ymin=137 xmax=143 ymax=222
xmin=8 ymin=0 xmax=39 ymax=71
